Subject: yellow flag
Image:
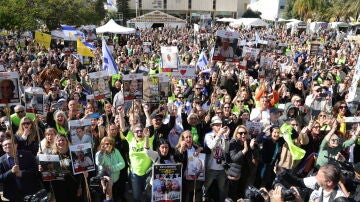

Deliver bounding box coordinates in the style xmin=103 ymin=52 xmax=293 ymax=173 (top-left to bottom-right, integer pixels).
xmin=77 ymin=38 xmax=95 ymax=57
xmin=35 ymin=31 xmax=51 ymax=49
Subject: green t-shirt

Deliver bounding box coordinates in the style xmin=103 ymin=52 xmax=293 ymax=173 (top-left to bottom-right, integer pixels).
xmin=125 ymin=131 xmax=154 ymax=176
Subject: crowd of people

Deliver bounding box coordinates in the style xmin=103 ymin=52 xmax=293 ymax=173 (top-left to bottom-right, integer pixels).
xmin=0 ymin=21 xmax=359 ymax=202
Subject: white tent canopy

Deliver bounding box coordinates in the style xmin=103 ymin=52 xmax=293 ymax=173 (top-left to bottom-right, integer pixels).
xmin=96 ymin=19 xmax=136 ymax=34
xmin=230 ymin=18 xmax=269 ymax=29
xmin=216 ymin=18 xmax=236 ymax=23
xmin=308 ymin=22 xmax=328 ymax=33
xmin=329 ymin=22 xmax=349 ymax=29
xmin=127 ymin=10 xmax=187 ymax=29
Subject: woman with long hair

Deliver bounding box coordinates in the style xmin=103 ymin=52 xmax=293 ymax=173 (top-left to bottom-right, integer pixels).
xmin=15 ymin=117 xmax=39 ymax=155
xmin=227 ymin=125 xmax=257 ymax=200
xmin=46 ymin=110 xmax=69 ymax=136
xmin=38 ymin=127 xmax=57 ymax=154
xmin=332 ymin=101 xmax=350 ymax=138
xmin=95 ymin=136 xmax=126 ymax=202
xmin=51 ymin=134 xmax=82 ymax=202
xmin=174 ymin=130 xmax=204 ymax=202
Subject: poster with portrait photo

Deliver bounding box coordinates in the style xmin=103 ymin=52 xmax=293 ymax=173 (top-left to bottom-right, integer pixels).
xmin=69 ymin=143 xmax=95 ymax=175
xmin=143 ymin=76 xmax=160 ymax=103
xmin=242 ymin=47 xmax=260 ymax=62
xmin=160 ymin=46 xmax=179 ymax=71
xmin=89 ymin=71 xmax=111 ymax=101
xmin=0 ymin=72 xmax=21 ymax=106
xmin=246 ymin=121 xmax=263 ymax=134
xmin=38 ymin=154 xmax=64 ymax=181
xmin=152 ymin=164 xmax=182 ymax=202
xmin=213 ymin=30 xmax=240 ymax=62
xmin=186 ymin=151 xmax=205 ymax=181
xmin=260 ymin=56 xmax=274 ymax=70
xmin=123 ymin=73 xmax=143 ymax=101
xmin=24 ymin=86 xmax=45 ymax=114
xmin=158 ymin=73 xmax=170 ymax=101
xmin=68 ymin=119 xmax=92 ymax=145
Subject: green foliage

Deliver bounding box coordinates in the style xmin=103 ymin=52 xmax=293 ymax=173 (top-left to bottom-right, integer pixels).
xmin=242 ymin=9 xmax=262 ymax=18
xmin=0 ymin=0 xmax=106 ymax=31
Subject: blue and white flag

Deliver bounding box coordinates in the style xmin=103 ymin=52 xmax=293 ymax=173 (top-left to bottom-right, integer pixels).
xmin=102 ymin=38 xmax=118 ymax=75
xmin=255 ymin=31 xmax=261 ymax=46
xmin=196 ymin=51 xmax=208 ymax=70
xmin=61 ymin=25 xmax=78 ymax=40
xmin=84 ymin=42 xmax=96 ymax=50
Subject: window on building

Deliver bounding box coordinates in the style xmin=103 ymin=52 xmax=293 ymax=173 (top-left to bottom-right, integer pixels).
xmin=280 ymin=5 xmax=285 ymax=9
xmin=213 ymin=0 xmax=216 ymax=10
xmin=139 ymin=0 xmax=142 ymax=9
xmin=188 ymin=0 xmax=191 ymax=9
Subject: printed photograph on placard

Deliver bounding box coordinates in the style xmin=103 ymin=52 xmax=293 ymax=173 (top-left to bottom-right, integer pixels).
xmin=246 ymin=121 xmax=263 ymax=135
xmin=152 ymin=164 xmax=182 ymax=202
xmin=143 ymin=76 xmax=160 ymax=103
xmin=68 ymin=119 xmax=92 ymax=145
xmin=69 ymin=143 xmax=95 ymax=175
xmin=89 ymin=71 xmax=111 ymax=101
xmin=123 ymin=73 xmax=143 ymax=101
xmin=213 ymin=30 xmax=240 ymax=62
xmin=186 ymin=152 xmax=205 ymax=181
xmin=24 ymin=87 xmax=45 ymax=114
xmin=0 ymin=72 xmax=21 ymax=106
xmin=38 ymin=154 xmax=64 ymax=181
xmin=158 ymin=73 xmax=170 ymax=101
xmin=161 ymin=46 xmax=179 ymax=70
xmin=242 ymin=47 xmax=260 ymax=62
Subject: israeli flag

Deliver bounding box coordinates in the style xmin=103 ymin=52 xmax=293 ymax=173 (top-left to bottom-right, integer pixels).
xmin=61 ymin=25 xmax=78 ymax=40
xmin=196 ymin=51 xmax=208 ymax=70
xmin=84 ymin=42 xmax=96 ymax=50
xmin=102 ymin=38 xmax=118 ymax=75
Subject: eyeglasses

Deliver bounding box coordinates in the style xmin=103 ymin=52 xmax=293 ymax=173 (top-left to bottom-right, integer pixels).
xmin=291 ymin=124 xmax=299 ymax=126
xmin=16 ymin=110 xmax=25 ymax=113
xmin=177 ymin=97 xmax=184 ymax=99
xmin=238 ymin=132 xmax=247 ymax=135
xmin=330 ymin=138 xmax=340 ymax=143
xmin=339 ymin=106 xmax=347 ymax=109
xmin=22 ymin=122 xmax=31 ymax=125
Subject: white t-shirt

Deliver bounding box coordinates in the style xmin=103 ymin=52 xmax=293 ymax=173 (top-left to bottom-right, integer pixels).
xmin=303 ymin=176 xmax=346 ymax=202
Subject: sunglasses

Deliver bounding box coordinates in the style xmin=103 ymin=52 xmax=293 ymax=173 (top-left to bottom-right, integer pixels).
xmin=238 ymin=132 xmax=247 ymax=135
xmin=22 ymin=122 xmax=31 ymax=125
xmin=339 ymin=106 xmax=347 ymax=109
xmin=177 ymin=97 xmax=184 ymax=99
xmin=291 ymin=124 xmax=299 ymax=126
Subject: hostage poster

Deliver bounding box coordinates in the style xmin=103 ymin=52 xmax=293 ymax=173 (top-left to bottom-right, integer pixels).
xmin=38 ymin=154 xmax=64 ymax=181
xmin=152 ymin=164 xmax=182 ymax=202
xmin=89 ymin=70 xmax=111 ymax=101
xmin=24 ymin=86 xmax=45 ymax=114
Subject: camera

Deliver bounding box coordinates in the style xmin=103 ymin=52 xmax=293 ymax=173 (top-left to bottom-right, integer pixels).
xmin=89 ymin=170 xmax=109 ymax=192
xmin=245 ymin=186 xmax=267 ymax=202
xmin=274 ymin=183 xmax=297 ymax=201
xmin=24 ymin=189 xmax=48 ymax=202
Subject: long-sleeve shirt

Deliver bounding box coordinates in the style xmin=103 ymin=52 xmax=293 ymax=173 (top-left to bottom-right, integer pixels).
xmin=316 ymin=138 xmax=355 ymax=167
xmin=95 ymin=148 xmax=125 ymax=183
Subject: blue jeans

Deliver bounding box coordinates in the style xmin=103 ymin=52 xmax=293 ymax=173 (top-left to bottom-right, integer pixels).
xmin=202 ymin=169 xmax=228 ymax=201
xmin=130 ymin=172 xmax=148 ymax=202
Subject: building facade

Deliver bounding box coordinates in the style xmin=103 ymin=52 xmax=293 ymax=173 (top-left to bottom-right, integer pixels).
xmin=127 ymin=0 xmax=250 ymax=20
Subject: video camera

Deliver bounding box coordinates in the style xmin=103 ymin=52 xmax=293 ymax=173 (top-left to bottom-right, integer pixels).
xmin=24 ymin=189 xmax=48 ymax=202
xmin=89 ymin=170 xmax=109 ymax=193
xmin=325 ymin=156 xmax=355 ymax=179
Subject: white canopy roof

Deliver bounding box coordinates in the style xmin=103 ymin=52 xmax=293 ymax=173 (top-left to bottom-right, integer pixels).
xmin=230 ymin=18 xmax=269 ymax=28
xmin=96 ymin=19 xmax=136 ymax=34
xmin=216 ymin=18 xmax=236 ymax=23
xmin=127 ymin=10 xmax=186 ymax=29
xmin=329 ymin=22 xmax=349 ymax=29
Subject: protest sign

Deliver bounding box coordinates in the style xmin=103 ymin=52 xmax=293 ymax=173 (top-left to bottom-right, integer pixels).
xmin=0 ymin=72 xmax=21 ymax=106
xmin=242 ymin=47 xmax=260 ymax=62
xmin=68 ymin=119 xmax=92 ymax=145
xmin=143 ymin=76 xmax=160 ymax=103
xmin=38 ymin=154 xmax=64 ymax=181
xmin=158 ymin=73 xmax=170 ymax=101
xmin=89 ymin=71 xmax=111 ymax=101
xmin=171 ymin=65 xmax=196 ymax=79
xmin=161 ymin=46 xmax=179 ymax=71
xmin=123 ymin=73 xmax=143 ymax=101
xmin=69 ymin=143 xmax=95 ymax=175
xmin=186 ymin=151 xmax=205 ymax=181
xmin=24 ymin=87 xmax=45 ymax=114
xmin=152 ymin=164 xmax=182 ymax=202
xmin=213 ymin=30 xmax=240 ymax=62
xmin=246 ymin=121 xmax=263 ymax=134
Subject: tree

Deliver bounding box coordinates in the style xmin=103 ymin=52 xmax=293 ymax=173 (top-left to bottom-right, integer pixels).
xmin=242 ymin=9 xmax=262 ymax=18
xmin=0 ymin=0 xmax=106 ymax=31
